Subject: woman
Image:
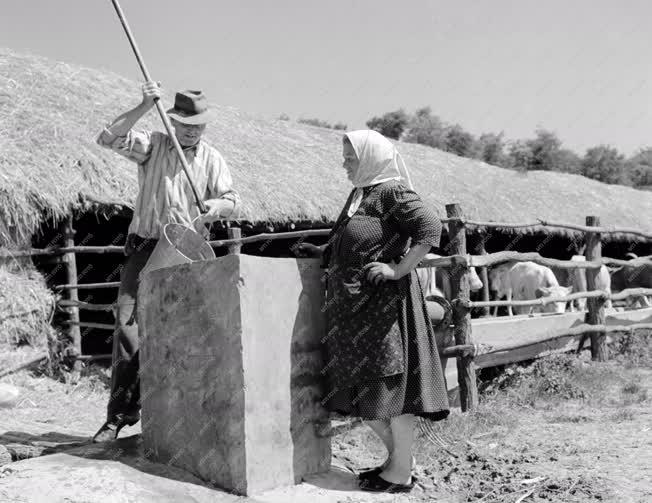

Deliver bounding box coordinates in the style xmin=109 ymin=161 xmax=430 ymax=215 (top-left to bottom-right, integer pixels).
xmin=298 ymin=130 xmax=449 ymax=494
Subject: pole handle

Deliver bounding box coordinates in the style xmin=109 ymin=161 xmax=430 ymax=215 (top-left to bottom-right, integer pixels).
xmin=109 ymin=0 xmax=207 ymax=214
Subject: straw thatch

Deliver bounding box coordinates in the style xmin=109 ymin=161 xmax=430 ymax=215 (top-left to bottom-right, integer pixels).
xmin=1 ymin=47 xmax=651 ymax=245
xmin=0 ymin=262 xmax=57 ymax=349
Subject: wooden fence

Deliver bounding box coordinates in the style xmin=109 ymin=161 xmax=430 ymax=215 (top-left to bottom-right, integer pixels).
xmin=2 ymin=206 xmax=651 ymax=411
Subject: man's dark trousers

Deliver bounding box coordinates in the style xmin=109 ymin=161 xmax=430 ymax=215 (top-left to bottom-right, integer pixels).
xmin=107 ymin=235 xmax=157 ymax=423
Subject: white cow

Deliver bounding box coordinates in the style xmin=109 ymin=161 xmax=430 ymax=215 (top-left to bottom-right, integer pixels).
xmin=610 ymin=255 xmax=652 ymax=308
xmin=417 ymin=253 xmax=483 ymax=301
xmin=490 ymin=261 xmax=573 ymax=316
xmin=569 ymin=255 xmax=613 ymax=311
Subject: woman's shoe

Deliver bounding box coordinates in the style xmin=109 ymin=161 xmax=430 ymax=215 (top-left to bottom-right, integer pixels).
xmin=358 ymin=472 xmax=414 ymax=493
xmin=357 ymin=466 xmax=383 ymax=480
xmin=358 ymin=467 xmax=419 ymax=482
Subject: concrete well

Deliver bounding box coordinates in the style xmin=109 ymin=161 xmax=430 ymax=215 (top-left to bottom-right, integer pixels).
xmin=137 ymin=254 xmax=331 ymax=496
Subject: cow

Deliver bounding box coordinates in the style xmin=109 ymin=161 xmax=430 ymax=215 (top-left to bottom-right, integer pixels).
xmin=489 ymin=261 xmax=573 ymax=316
xmin=609 ymin=260 xmax=652 ymax=308
xmin=568 ymin=255 xmax=613 ymax=311
xmin=488 ymin=261 xmax=516 ymax=316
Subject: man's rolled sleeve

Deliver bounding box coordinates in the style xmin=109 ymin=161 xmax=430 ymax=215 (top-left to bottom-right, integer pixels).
xmin=206 ymin=152 xmax=241 ymax=219
xmin=96 ymin=127 xmax=153 ymax=165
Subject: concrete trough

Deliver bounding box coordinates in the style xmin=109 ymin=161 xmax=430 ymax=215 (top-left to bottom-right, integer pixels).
xmin=137 ymin=254 xmax=331 ymax=496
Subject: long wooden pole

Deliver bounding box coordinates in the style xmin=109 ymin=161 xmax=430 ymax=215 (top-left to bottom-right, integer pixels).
xmin=477 ymin=233 xmax=491 ymax=317
xmin=62 ymin=216 xmax=82 ymax=375
xmin=446 ymin=203 xmax=478 ymax=411
xmin=109 ymin=0 xmax=206 ymax=214
xmin=585 ymin=216 xmax=608 ymax=361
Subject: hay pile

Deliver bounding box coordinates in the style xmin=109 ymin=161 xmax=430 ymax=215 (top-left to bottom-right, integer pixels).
xmin=0 ymin=262 xmax=57 ymax=350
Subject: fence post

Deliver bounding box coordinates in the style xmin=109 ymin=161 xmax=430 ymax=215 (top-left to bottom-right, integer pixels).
xmin=445 ymin=203 xmax=478 ymax=411
xmin=476 ymin=231 xmax=491 ymax=317
xmin=61 ymin=215 xmax=82 ymax=375
xmin=227 ymin=227 xmax=242 ymax=255
xmin=584 ymin=216 xmax=607 ymax=361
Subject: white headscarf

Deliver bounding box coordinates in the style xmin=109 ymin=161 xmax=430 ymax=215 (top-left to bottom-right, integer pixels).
xmin=344 ymin=130 xmax=413 ymax=217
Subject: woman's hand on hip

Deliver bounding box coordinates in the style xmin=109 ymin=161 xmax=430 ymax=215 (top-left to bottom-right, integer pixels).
xmin=363 ymin=262 xmax=399 ymax=284
xmin=293 ymin=242 xmax=323 ymax=258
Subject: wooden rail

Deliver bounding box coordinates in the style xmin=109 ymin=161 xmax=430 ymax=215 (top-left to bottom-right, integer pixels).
xmin=75 ymin=354 xmax=112 ymax=361
xmin=209 ymin=228 xmax=330 ymax=248
xmin=440 ymin=322 xmax=652 ymax=359
xmin=54 ymin=282 xmax=120 ymax=290
xmin=464 ymin=288 xmax=652 ymax=309
xmin=63 ymin=320 xmax=115 ymax=331
xmin=417 ymin=252 xmax=652 ymax=270
xmin=1 ymin=245 xmax=125 ymax=258
xmin=440 ymin=217 xmax=652 ymax=239
xmin=58 ymin=300 xmax=115 ymax=312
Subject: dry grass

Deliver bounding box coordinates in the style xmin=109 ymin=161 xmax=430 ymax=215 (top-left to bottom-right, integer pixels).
xmin=1 ymin=47 xmax=652 ymax=246
xmin=0 ymin=263 xmax=57 ymax=351
xmin=334 ymin=336 xmax=651 ymax=501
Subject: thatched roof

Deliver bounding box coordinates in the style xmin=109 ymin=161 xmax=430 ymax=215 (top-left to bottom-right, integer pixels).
xmin=2 ymin=48 xmax=651 ymax=245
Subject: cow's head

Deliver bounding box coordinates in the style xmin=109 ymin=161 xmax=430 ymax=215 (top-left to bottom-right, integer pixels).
xmin=535 ymin=285 xmax=573 ymax=313
xmin=469 ymin=267 xmax=483 ymax=291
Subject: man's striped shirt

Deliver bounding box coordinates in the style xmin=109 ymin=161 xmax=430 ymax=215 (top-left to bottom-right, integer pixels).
xmin=97 ymin=128 xmax=240 ymax=239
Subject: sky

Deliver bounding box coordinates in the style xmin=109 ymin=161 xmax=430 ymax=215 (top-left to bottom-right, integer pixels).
xmin=2 ymin=0 xmax=652 ymax=156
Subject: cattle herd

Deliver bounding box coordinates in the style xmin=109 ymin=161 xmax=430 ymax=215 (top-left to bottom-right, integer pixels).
xmin=419 ymin=252 xmax=652 ymax=318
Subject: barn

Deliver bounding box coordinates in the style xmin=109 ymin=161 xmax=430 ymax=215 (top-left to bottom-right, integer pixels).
xmin=1 ymin=47 xmax=652 ymax=362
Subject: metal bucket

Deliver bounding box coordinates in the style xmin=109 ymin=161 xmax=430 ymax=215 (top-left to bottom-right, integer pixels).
xmin=139 ymin=223 xmax=216 ymax=279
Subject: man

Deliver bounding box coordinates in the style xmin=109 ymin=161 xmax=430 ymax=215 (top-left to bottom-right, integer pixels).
xmin=92 ymin=81 xmax=240 ymax=442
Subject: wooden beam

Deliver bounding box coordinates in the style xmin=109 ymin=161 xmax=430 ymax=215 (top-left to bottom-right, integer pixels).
xmin=465 ymin=287 xmax=652 ymax=309
xmin=62 ymin=216 xmax=81 ymax=375
xmin=477 ymin=235 xmax=490 ymax=317
xmin=0 ymin=245 xmax=125 ymax=258
xmin=440 ymin=217 xmax=652 ymax=239
xmin=54 ymin=282 xmax=120 ymax=290
xmin=209 ymin=228 xmax=330 ymax=249
xmin=75 ymin=354 xmax=112 ymax=361
xmin=226 ymin=227 xmax=242 ymax=255
xmin=440 ymin=344 xmax=477 ymax=358
xmin=446 ymin=203 xmax=478 ymax=411
xmin=469 ymin=251 xmax=652 ymax=269
xmin=585 ymin=216 xmax=607 ymax=360
xmin=63 ymin=320 xmax=116 ymax=331
xmin=0 ymin=354 xmax=48 ymax=378
xmin=58 ymin=300 xmax=115 ymax=312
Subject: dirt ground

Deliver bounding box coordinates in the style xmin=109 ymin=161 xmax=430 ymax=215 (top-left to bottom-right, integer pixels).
xmin=1 ymin=333 xmax=651 ymax=502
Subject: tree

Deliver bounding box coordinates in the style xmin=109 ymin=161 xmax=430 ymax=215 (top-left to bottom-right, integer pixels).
xmin=506 ymin=140 xmax=534 ymax=171
xmin=581 ymin=145 xmax=627 ymax=184
xmin=626 ymin=148 xmax=652 ymax=189
xmin=366 ymin=109 xmax=409 ymax=139
xmin=555 ymin=148 xmax=582 ymax=174
xmin=526 ymin=128 xmax=563 ymax=171
xmin=278 ymin=113 xmax=290 ymax=121
xmin=332 ymin=122 xmax=348 ymax=131
xmin=298 ymin=117 xmax=332 ymax=128
xmin=475 ymin=132 xmax=507 ymax=167
xmin=402 ymin=107 xmax=447 ymax=149
xmin=444 ymin=124 xmax=476 ymax=157
xmin=297 ymin=118 xmax=347 ymax=130
xmin=504 ymin=128 xmax=581 ymax=173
